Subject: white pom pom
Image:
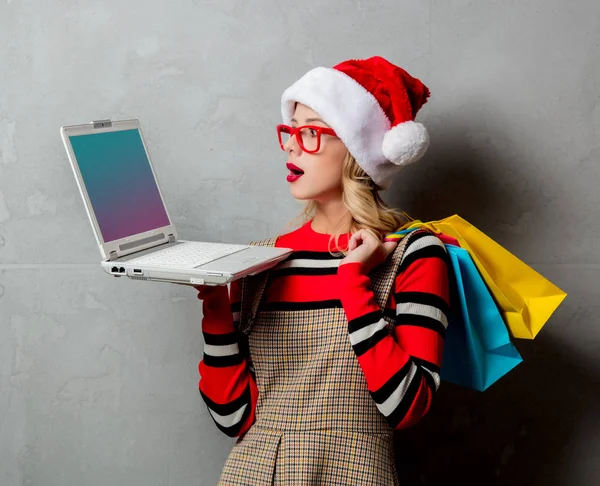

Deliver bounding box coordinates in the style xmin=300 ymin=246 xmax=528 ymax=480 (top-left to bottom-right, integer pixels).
xmin=382 ymin=121 xmax=430 ymax=166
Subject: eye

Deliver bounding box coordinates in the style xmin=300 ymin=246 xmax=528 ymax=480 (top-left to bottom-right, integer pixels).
xmin=309 ymin=128 xmax=318 ymax=137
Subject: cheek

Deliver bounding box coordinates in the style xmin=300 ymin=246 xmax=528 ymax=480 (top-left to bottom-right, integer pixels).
xmin=302 ymin=160 xmax=342 ymax=190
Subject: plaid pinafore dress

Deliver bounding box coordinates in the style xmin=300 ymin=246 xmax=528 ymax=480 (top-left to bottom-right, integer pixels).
xmin=218 ymin=233 xmax=416 ymax=485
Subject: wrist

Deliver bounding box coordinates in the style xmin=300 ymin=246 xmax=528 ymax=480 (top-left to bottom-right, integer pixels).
xmin=338 ymin=261 xmax=369 ymax=279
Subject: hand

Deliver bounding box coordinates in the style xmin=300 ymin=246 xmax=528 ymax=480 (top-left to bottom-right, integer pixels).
xmin=172 ymin=282 xmax=227 ymax=300
xmin=339 ymin=229 xmax=399 ymax=274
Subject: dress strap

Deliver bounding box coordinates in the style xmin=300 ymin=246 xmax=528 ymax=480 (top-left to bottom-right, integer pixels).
xmin=238 ymin=236 xmax=279 ymax=335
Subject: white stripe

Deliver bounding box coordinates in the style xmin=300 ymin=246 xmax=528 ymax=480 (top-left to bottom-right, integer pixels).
xmin=208 ymin=403 xmax=247 ymax=428
xmin=349 ymin=318 xmax=388 ymax=347
xmin=232 ymin=311 xmax=240 ymax=323
xmin=423 ymin=367 xmax=441 ymax=391
xmin=396 ymin=302 xmax=449 ymax=329
xmin=281 ymin=66 xmax=391 ymax=187
xmin=204 ymin=343 xmax=239 ymax=357
xmin=401 ymin=234 xmax=446 ymax=262
xmin=277 ymin=258 xmax=341 ymax=270
xmin=377 ymin=362 xmax=419 ymax=417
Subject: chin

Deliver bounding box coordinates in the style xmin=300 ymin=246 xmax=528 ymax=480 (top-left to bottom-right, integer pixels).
xmin=290 ymin=181 xmax=340 ymax=202
xmin=289 ymin=187 xmax=314 ymax=200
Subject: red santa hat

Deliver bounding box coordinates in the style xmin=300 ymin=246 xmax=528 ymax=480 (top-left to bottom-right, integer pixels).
xmin=281 ymin=56 xmax=431 ymax=190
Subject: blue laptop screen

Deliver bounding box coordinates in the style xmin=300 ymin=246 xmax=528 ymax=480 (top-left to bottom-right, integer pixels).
xmin=69 ymin=128 xmax=171 ymax=243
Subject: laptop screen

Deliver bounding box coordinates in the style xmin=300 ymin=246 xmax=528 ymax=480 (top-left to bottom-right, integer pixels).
xmin=69 ymin=128 xmax=171 ymax=243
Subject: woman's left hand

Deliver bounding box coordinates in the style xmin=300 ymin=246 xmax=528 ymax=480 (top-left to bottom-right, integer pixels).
xmin=339 ymin=229 xmax=398 ymax=274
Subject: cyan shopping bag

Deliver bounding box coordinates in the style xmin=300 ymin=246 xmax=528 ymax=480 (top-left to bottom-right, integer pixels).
xmin=441 ymin=245 xmax=523 ymax=391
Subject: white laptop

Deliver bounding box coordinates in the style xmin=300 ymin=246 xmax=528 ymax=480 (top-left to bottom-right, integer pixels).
xmin=60 ymin=118 xmax=292 ymax=286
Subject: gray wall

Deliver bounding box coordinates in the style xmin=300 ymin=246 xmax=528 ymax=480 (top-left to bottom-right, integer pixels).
xmin=1 ymin=0 xmax=598 ymax=484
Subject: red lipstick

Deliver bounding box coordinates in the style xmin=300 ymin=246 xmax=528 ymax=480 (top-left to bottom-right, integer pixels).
xmin=286 ymin=162 xmax=304 ymax=183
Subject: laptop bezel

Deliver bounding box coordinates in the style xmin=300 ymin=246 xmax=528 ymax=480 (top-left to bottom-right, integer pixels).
xmin=60 ymin=118 xmax=178 ymax=261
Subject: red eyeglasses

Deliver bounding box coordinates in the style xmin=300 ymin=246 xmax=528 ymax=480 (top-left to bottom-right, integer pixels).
xmin=276 ymin=124 xmax=338 ymax=153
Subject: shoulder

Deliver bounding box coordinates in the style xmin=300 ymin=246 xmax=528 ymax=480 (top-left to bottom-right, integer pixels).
xmin=247 ymin=223 xmax=306 ymax=248
xmin=403 ymin=228 xmax=447 ymax=252
xmin=397 ymin=228 xmax=449 ymax=272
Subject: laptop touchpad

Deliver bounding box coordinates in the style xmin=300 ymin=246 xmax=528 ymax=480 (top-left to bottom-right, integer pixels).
xmin=227 ymin=256 xmax=259 ymax=263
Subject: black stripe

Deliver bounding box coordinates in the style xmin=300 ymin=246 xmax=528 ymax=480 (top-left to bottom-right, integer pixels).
xmin=387 ymin=367 xmax=424 ymax=428
xmin=398 ymin=245 xmax=449 ymax=275
xmin=394 ymin=291 xmax=451 ymax=318
xmin=383 ymin=307 xmax=396 ymax=319
xmin=203 ymin=331 xmax=239 ymax=346
xmin=395 ymin=314 xmax=447 ymax=337
xmin=199 ymin=383 xmax=250 ymax=416
xmin=202 ymin=352 xmax=244 ymax=368
xmin=412 ymin=356 xmax=441 ymax=375
xmin=348 ymin=310 xmax=382 ymax=333
xmin=370 ymin=360 xmax=413 ymax=404
xmin=271 ymin=266 xmax=339 ymax=278
xmin=352 ymin=327 xmax=390 ymax=357
xmin=199 ymin=385 xmax=251 ymax=437
xmin=230 ymin=301 xmax=241 ymax=313
xmin=261 ymin=299 xmax=343 ymax=311
xmin=285 ymin=250 xmax=344 ymax=261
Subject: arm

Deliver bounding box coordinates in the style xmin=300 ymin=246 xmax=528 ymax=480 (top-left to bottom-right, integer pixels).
xmin=337 ymin=230 xmax=450 ymax=430
xmin=197 ymin=280 xmax=258 ymax=438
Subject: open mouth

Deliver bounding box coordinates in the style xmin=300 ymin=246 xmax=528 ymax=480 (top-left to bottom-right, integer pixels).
xmin=286 ymin=162 xmax=305 ymax=182
xmin=286 ymin=162 xmax=304 ymax=176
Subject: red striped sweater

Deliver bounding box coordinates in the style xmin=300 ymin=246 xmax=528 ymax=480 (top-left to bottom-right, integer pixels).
xmin=198 ymin=220 xmax=450 ymax=438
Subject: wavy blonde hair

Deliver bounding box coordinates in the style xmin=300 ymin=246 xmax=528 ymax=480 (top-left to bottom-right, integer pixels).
xmin=283 ymin=151 xmax=415 ymax=256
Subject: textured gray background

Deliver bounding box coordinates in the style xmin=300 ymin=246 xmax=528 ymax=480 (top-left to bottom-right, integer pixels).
xmin=1 ymin=0 xmax=598 ymax=485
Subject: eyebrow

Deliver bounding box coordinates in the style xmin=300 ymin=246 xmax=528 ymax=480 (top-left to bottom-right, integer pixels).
xmin=291 ymin=117 xmax=331 ymax=127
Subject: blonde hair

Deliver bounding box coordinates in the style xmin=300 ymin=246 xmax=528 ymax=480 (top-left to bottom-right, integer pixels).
xmin=283 ymin=151 xmax=415 ymax=256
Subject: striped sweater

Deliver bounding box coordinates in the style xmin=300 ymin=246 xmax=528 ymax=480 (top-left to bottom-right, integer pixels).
xmin=198 ymin=220 xmax=450 ymax=437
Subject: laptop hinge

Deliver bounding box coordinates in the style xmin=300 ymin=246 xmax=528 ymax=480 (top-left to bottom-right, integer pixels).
xmin=167 ymin=233 xmax=175 ymax=243
xmin=108 ymin=250 xmax=119 ymax=261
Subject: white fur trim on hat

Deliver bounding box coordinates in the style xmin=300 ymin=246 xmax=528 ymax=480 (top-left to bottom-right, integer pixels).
xmin=281 ymin=67 xmax=391 ymax=186
xmin=382 ymin=121 xmax=430 ymax=167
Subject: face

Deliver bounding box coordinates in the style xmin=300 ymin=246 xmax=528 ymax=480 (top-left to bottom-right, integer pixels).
xmin=281 ymin=103 xmax=348 ymax=202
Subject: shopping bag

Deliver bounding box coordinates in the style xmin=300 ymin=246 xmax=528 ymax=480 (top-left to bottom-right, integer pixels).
xmin=441 ymin=245 xmax=523 ymax=391
xmin=384 ymin=226 xmax=521 ymax=390
xmin=386 ymin=215 xmax=567 ymax=339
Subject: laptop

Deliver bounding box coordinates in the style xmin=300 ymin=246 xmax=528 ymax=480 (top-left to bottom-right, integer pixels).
xmin=60 ymin=118 xmax=292 ymax=286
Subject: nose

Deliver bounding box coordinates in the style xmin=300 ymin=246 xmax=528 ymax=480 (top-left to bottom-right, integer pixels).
xmin=283 ymin=131 xmax=302 ymax=154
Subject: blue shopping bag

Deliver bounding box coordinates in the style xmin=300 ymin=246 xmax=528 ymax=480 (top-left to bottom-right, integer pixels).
xmin=441 ymin=245 xmax=523 ymax=391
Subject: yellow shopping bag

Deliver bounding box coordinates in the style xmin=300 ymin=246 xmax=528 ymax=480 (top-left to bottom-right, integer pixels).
xmin=394 ymin=214 xmax=567 ymax=339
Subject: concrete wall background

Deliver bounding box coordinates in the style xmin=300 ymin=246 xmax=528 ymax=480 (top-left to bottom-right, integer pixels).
xmin=1 ymin=0 xmax=598 ymax=484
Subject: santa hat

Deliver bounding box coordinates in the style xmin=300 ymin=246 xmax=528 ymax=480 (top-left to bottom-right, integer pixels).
xmin=281 ymin=56 xmax=431 ymax=190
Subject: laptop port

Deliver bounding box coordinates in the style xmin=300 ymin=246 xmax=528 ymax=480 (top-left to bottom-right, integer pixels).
xmin=133 ymin=269 xmax=142 ymax=274
xmin=119 ymin=267 xmax=125 ymax=273
xmin=111 ymin=266 xmax=119 ymax=273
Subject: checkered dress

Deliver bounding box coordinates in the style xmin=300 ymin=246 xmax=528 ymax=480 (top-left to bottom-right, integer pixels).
xmin=217 ymin=235 xmax=414 ymax=485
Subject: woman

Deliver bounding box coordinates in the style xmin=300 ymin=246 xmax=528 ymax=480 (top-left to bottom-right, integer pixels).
xmin=196 ymin=56 xmax=451 ymax=485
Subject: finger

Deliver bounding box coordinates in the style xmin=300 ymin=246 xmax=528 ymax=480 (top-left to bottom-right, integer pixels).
xmin=348 ymin=231 xmax=361 ymax=251
xmin=351 ymin=229 xmax=368 ymax=249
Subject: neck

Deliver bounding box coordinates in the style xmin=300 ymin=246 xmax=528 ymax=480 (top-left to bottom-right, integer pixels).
xmin=311 ymin=197 xmax=351 ymax=235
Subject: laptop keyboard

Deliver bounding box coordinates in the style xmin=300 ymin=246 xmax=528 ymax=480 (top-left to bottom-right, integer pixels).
xmin=126 ymin=242 xmax=248 ymax=269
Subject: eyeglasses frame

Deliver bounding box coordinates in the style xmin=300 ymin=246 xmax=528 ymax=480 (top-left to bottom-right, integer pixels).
xmin=276 ymin=124 xmax=339 ymax=153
